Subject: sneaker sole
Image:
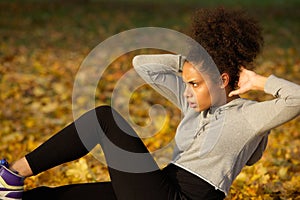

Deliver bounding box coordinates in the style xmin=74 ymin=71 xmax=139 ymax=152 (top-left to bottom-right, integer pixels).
xmin=0 ymin=190 xmax=22 ymax=200
xmin=0 ymin=197 xmax=21 ymax=200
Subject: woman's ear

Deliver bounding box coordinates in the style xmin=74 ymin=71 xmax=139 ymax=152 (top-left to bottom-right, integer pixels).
xmin=220 ymin=73 xmax=230 ymax=89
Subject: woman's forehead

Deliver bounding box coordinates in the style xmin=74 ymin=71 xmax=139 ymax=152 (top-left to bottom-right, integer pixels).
xmin=182 ymin=62 xmax=205 ymax=83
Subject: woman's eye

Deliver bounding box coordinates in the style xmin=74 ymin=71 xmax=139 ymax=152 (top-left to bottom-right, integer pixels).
xmin=192 ymin=83 xmax=199 ymax=87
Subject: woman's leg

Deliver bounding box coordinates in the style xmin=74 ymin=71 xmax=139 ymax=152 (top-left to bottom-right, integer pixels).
xmin=23 ymin=115 xmax=93 ymax=175
xmin=23 ymin=182 xmax=117 ymax=200
xmin=9 ymin=157 xmax=32 ymax=177
xmin=22 ymin=106 xmax=184 ymax=200
xmin=10 ymin=106 xmax=96 ymax=177
xmin=22 ymin=105 xmax=159 ymax=175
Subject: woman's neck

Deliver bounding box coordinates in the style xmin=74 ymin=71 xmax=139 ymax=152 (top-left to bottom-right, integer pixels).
xmin=226 ymin=87 xmax=240 ymax=103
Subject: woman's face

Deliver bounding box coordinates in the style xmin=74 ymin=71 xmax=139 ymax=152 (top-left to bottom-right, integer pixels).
xmin=182 ymin=62 xmax=222 ymax=112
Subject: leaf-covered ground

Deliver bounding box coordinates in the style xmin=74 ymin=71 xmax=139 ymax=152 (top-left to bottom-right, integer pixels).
xmin=0 ymin=1 xmax=299 ymax=199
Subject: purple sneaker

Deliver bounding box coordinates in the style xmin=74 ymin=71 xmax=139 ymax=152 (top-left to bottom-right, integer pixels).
xmin=0 ymin=159 xmax=24 ymax=200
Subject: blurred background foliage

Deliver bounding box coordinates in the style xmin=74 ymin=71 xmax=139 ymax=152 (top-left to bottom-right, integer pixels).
xmin=0 ymin=0 xmax=299 ymax=199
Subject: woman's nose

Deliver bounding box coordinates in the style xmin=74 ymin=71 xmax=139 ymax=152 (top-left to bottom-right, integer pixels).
xmin=183 ymin=85 xmax=192 ymax=98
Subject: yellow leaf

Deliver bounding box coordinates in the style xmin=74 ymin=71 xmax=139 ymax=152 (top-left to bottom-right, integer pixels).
xmin=65 ymin=158 xmax=92 ymax=182
xmin=278 ymin=167 xmax=289 ymax=180
xmin=41 ymin=102 xmax=58 ymax=113
xmin=25 ymin=118 xmax=35 ymax=128
xmin=260 ymin=174 xmax=270 ymax=184
xmin=33 ymin=86 xmax=45 ymax=97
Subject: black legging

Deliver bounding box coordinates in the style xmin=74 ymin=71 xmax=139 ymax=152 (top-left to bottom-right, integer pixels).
xmin=23 ymin=106 xmax=225 ymax=200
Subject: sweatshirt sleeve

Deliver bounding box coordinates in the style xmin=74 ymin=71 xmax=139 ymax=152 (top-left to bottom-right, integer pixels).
xmin=243 ymin=75 xmax=300 ymax=135
xmin=132 ymin=54 xmax=187 ymax=111
xmin=246 ymin=134 xmax=269 ymax=166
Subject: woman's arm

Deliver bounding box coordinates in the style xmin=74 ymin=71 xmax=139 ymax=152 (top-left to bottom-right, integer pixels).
xmin=230 ymin=68 xmax=300 ymax=134
xmin=133 ymin=54 xmax=187 ymax=110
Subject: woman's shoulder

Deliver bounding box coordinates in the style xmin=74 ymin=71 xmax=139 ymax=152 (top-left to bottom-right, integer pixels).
xmin=224 ymin=98 xmax=257 ymax=110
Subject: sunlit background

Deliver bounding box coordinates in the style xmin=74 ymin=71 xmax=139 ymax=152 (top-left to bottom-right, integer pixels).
xmin=1 ymin=0 xmax=299 ymax=199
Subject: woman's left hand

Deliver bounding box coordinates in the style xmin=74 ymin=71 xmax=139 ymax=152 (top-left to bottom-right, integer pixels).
xmin=228 ymin=67 xmax=268 ymax=97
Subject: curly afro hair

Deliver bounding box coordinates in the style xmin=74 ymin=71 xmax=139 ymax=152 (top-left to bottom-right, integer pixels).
xmin=188 ymin=7 xmax=264 ymax=89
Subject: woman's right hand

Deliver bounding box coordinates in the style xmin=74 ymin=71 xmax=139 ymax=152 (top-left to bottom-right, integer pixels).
xmin=228 ymin=67 xmax=268 ymax=97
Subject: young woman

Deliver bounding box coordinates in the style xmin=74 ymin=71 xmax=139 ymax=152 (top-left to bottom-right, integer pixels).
xmin=1 ymin=7 xmax=299 ymax=200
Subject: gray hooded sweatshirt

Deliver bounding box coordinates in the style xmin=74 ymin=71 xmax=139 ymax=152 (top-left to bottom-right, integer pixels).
xmin=132 ymin=54 xmax=300 ymax=195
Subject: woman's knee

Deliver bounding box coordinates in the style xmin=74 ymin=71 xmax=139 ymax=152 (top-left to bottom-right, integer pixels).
xmin=94 ymin=105 xmax=127 ymax=133
xmin=95 ymin=105 xmax=115 ymax=118
xmin=94 ymin=105 xmax=137 ymax=139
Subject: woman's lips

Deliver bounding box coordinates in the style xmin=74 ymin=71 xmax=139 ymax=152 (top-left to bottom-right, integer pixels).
xmin=188 ymin=102 xmax=197 ymax=108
